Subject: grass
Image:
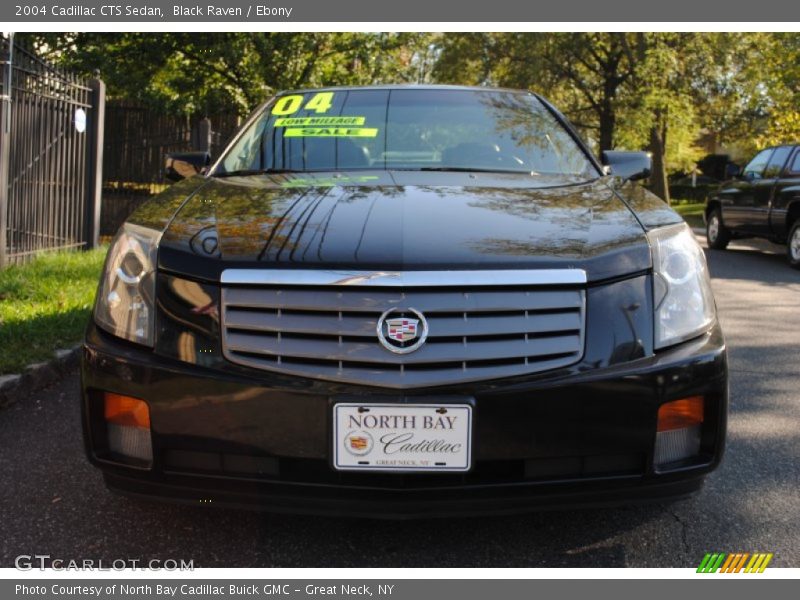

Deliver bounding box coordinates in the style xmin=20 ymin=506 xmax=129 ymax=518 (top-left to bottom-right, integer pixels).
xmin=0 ymin=248 xmax=107 ymax=375
xmin=671 ymin=199 xmax=705 ymax=229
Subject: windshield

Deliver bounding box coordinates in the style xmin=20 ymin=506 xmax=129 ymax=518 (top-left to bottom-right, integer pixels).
xmin=216 ymin=88 xmax=599 ymax=178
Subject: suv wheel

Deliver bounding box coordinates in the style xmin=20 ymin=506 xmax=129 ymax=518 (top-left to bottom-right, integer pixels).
xmin=706 ymin=208 xmax=730 ymax=250
xmin=788 ymin=221 xmax=800 ymax=269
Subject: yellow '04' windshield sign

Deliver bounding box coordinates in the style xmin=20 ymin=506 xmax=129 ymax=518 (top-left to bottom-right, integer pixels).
xmin=271 ymin=93 xmax=377 ymax=137
xmin=274 ymin=116 xmax=366 ymax=127
xmin=272 ymin=92 xmax=334 ymax=115
xmin=284 ymin=127 xmax=379 ymax=138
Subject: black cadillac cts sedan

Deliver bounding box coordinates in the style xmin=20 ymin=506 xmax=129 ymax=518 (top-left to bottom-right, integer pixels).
xmin=81 ymin=85 xmax=727 ymax=517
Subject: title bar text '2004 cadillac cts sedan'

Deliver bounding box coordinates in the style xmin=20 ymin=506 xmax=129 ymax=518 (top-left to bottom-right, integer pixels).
xmin=81 ymin=86 xmax=727 ymax=517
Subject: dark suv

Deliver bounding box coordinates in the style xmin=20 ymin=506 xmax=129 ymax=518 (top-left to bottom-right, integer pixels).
xmin=706 ymin=144 xmax=800 ymax=267
xmin=81 ymin=85 xmax=727 ymax=517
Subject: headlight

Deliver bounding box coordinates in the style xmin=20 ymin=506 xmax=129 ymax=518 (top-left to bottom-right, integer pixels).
xmin=648 ymin=223 xmax=716 ymax=349
xmin=94 ymin=223 xmax=161 ymax=346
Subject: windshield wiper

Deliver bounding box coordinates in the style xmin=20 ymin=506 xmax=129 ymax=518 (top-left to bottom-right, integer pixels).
xmin=212 ymin=168 xmax=299 ymax=178
xmin=412 ymin=167 xmax=535 ymax=174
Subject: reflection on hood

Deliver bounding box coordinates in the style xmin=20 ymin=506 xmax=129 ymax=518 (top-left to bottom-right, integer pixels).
xmin=157 ymin=171 xmax=659 ymax=281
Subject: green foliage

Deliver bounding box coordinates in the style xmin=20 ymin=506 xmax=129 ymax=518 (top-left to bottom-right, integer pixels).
xmin=671 ymin=200 xmax=705 ymax=229
xmin=29 ymin=33 xmax=436 ymax=115
xmin=752 ymin=33 xmax=800 ymax=148
xmin=433 ymin=32 xmax=787 ymax=203
xmin=0 ymin=248 xmax=107 ymax=374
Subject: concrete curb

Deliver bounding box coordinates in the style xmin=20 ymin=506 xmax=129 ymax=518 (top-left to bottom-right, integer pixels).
xmin=0 ymin=345 xmax=82 ymax=409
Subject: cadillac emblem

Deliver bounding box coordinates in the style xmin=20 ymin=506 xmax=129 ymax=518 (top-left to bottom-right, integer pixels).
xmin=376 ymin=307 xmax=428 ymax=354
xmin=344 ymin=430 xmax=374 ymax=456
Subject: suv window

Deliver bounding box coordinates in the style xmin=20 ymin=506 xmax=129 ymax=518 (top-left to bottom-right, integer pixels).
xmin=764 ymin=146 xmax=793 ymax=178
xmin=788 ymin=148 xmax=800 ymax=175
xmin=742 ymin=148 xmax=774 ymax=180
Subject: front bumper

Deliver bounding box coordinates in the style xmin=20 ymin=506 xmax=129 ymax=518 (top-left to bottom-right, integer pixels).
xmin=82 ymin=314 xmax=728 ymax=518
xmin=80 ymin=316 xmax=727 ymax=518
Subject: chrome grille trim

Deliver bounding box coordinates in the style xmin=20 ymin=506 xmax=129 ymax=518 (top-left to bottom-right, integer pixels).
xmin=221 ymin=268 xmax=587 ymax=287
xmin=221 ymin=269 xmax=586 ymax=388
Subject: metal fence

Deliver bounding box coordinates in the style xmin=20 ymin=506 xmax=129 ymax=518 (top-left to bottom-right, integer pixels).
xmin=0 ymin=34 xmax=242 ymax=259
xmin=0 ymin=33 xmax=105 ymax=267
xmin=101 ymin=103 xmax=240 ymax=235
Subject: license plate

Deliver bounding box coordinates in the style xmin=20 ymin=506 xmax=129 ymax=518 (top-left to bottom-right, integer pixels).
xmin=332 ymin=403 xmax=473 ymax=472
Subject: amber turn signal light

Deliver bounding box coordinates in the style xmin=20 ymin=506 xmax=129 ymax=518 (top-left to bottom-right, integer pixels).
xmin=103 ymin=392 xmax=150 ymax=429
xmin=657 ymin=396 xmax=704 ymax=432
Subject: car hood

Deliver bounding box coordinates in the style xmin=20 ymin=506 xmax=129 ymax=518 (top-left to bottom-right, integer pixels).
xmin=154 ymin=171 xmax=660 ymax=282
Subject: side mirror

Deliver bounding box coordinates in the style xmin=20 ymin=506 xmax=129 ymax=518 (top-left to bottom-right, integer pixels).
xmin=742 ymin=170 xmax=758 ymax=182
xmin=601 ymin=150 xmax=652 ymax=181
xmin=725 ymin=163 xmax=742 ymax=179
xmin=165 ymin=151 xmax=211 ymax=182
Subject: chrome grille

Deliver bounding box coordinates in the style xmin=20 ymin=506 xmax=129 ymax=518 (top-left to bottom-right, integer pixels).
xmin=221 ymin=269 xmax=586 ymax=388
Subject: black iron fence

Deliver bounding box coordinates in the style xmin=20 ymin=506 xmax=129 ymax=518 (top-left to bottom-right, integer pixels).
xmin=0 ymin=36 xmax=246 ymax=263
xmin=0 ymin=33 xmax=105 ymax=267
xmin=101 ymin=102 xmax=240 ymax=235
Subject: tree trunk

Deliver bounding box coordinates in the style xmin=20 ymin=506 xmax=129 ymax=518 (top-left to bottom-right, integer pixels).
xmin=598 ymin=62 xmax=619 ymax=151
xmin=648 ymin=120 xmax=670 ymax=204
xmin=599 ymin=104 xmax=615 ymax=152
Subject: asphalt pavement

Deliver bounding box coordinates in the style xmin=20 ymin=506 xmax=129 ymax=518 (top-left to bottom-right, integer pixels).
xmin=1 ymin=234 xmax=798 ymax=568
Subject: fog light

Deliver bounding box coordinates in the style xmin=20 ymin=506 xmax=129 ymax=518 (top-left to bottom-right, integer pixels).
xmin=655 ymin=396 xmax=704 ymax=466
xmin=103 ymin=392 xmax=152 ymax=463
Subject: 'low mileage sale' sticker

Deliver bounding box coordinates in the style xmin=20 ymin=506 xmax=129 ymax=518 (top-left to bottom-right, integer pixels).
xmin=284 ymin=127 xmax=378 ymax=138
xmin=274 ymin=116 xmax=366 ymax=127
xmin=271 ymin=92 xmax=377 ymax=138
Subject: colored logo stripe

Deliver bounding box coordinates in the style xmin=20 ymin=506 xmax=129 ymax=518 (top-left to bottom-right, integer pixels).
xmin=697 ymin=552 xmax=773 ymax=573
xmin=698 ymin=553 xmax=727 ymax=573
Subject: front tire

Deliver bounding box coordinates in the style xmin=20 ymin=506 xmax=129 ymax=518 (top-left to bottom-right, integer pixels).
xmin=787 ymin=221 xmax=800 ymax=269
xmin=706 ymin=208 xmax=730 ymax=250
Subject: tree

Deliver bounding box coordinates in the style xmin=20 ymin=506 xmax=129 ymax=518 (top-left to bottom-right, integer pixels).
xmin=750 ymin=33 xmax=800 ymax=149
xmin=618 ymin=33 xmax=773 ymax=202
xmin=434 ymin=33 xmax=636 ymax=152
xmin=433 ymin=32 xmax=773 ymax=203
xmin=685 ymin=33 xmax=771 ymax=158
xmin=27 ymin=33 xmax=435 ymax=116
xmin=615 ymin=33 xmax=700 ymax=202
